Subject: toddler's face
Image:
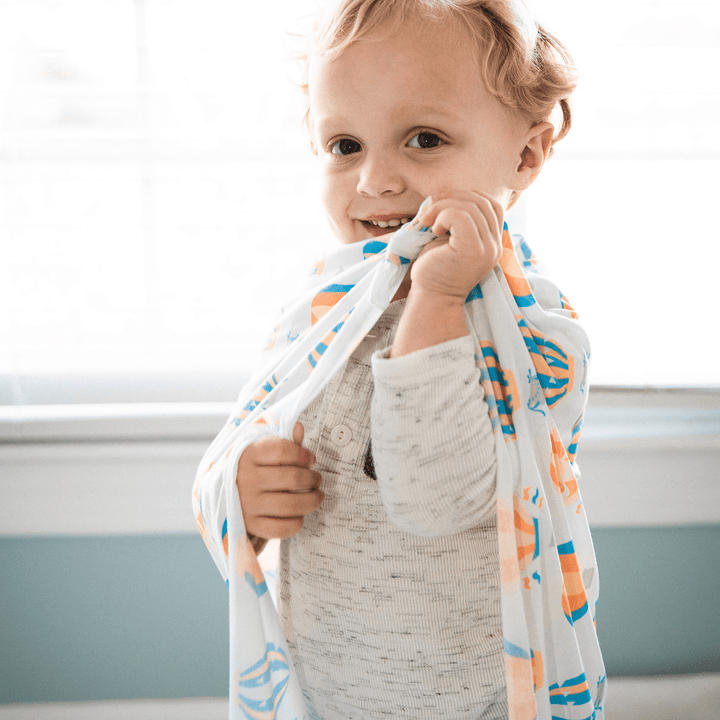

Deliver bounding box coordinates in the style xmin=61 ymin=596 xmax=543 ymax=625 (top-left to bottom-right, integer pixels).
xmin=308 ymin=14 xmax=528 ymax=245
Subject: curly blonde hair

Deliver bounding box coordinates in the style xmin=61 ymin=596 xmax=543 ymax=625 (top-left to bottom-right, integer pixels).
xmin=298 ymin=0 xmax=577 ymax=205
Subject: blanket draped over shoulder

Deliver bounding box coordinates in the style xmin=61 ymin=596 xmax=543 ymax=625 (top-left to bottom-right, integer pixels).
xmin=192 ymin=206 xmax=606 ymax=720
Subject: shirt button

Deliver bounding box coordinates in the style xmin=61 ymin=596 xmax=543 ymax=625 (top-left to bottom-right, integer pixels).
xmin=330 ymin=424 xmax=353 ymax=446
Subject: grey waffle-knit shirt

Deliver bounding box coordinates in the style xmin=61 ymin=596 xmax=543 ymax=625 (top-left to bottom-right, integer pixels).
xmin=278 ymin=300 xmax=508 ymax=719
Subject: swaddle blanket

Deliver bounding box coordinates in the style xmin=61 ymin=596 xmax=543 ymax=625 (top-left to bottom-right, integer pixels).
xmin=192 ymin=203 xmax=606 ymax=720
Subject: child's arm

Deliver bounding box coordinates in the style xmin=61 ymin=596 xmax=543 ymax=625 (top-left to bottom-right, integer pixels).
xmin=236 ymin=422 xmax=324 ymax=541
xmin=391 ymin=191 xmax=503 ymax=358
xmin=370 ymin=191 xmax=502 ymax=536
xmin=371 ymin=336 xmax=496 ymax=537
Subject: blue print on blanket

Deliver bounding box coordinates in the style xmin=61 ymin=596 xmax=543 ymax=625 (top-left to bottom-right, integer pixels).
xmin=465 ymin=283 xmax=483 ymax=303
xmin=245 ymin=571 xmax=268 ymax=598
xmin=548 ymin=672 xmax=593 ymax=708
xmin=306 ymin=313 xmax=352 ymax=371
xmin=567 ymin=414 xmax=583 ymax=462
xmin=516 ymin=317 xmax=574 ymax=408
xmin=518 ymin=237 xmax=539 ymax=273
xmin=362 ymin=240 xmax=387 ymax=258
xmin=235 ymin=643 xmax=290 ymax=720
xmin=480 ymin=342 xmax=518 ymax=440
xmin=235 ymin=374 xmax=280 ymax=425
xmin=527 ymin=369 xmax=546 ymax=416
xmin=594 ymin=676 xmax=607 ymax=715
xmin=478 ymin=365 xmax=500 ymax=432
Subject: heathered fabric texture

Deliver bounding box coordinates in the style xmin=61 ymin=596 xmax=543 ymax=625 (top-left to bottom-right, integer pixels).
xmin=279 ymin=301 xmax=507 ymax=719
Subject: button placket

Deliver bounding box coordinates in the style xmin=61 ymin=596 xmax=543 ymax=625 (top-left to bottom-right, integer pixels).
xmin=319 ymin=307 xmax=399 ymax=455
xmin=330 ymin=424 xmax=353 ymax=446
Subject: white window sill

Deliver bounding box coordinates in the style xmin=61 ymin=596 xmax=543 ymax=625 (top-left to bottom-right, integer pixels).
xmin=0 ymin=402 xmax=236 ymax=443
xmin=1 ymin=387 xmax=718 ymax=536
xmin=0 ymin=387 xmax=717 ymax=447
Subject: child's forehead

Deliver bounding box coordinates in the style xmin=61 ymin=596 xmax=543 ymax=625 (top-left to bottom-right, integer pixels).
xmin=312 ymin=11 xmax=480 ymax=74
xmin=309 ymin=15 xmax=480 ymax=95
xmin=306 ymin=22 xmax=498 ymax=127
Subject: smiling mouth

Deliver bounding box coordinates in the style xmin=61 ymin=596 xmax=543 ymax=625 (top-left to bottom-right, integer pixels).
xmin=360 ymin=216 xmax=412 ymax=237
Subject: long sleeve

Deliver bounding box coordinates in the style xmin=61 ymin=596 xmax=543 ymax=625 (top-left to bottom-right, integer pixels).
xmin=370 ymin=334 xmax=497 ymax=537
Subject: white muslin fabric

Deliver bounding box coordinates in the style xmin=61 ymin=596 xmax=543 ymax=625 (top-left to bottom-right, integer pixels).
xmin=192 ymin=203 xmax=606 ymax=720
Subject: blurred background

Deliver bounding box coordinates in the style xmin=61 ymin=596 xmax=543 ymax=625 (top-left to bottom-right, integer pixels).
xmin=1 ymin=0 xmax=718 ymax=718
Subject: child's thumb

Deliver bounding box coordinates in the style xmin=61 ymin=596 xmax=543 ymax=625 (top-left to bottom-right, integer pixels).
xmin=292 ymin=422 xmax=305 ymax=446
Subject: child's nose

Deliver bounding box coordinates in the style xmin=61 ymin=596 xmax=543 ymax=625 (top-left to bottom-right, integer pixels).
xmin=356 ymin=156 xmax=405 ymax=197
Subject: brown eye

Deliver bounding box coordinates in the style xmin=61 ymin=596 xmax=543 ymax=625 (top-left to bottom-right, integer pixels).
xmin=331 ymin=138 xmax=362 ymax=155
xmin=408 ymin=132 xmax=443 ymax=149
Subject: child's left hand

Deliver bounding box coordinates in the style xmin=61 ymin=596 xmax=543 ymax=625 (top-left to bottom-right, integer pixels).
xmin=410 ymin=190 xmax=504 ymax=303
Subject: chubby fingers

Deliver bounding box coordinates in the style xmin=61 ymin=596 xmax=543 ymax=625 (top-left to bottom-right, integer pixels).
xmin=237 ymin=426 xmax=325 ymax=539
xmin=253 ymin=463 xmax=323 ymax=494
xmin=419 ymin=190 xmax=504 ymax=241
xmin=241 ymin=433 xmax=322 ymax=500
xmin=250 ymin=463 xmax=324 ymax=540
xmin=245 ymin=433 xmax=316 ymax=469
xmin=420 ymin=198 xmax=502 ymax=272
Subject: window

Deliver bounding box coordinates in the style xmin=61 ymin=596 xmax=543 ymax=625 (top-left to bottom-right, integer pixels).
xmin=527 ymin=0 xmax=719 ymax=386
xmin=1 ymin=0 xmax=717 ymax=406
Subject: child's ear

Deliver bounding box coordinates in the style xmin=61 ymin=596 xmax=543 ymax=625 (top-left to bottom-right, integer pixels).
xmin=514 ymin=121 xmax=555 ymax=189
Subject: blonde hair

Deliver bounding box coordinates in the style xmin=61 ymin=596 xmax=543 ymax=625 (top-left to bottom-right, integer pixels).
xmin=298 ymin=0 xmax=577 ymax=205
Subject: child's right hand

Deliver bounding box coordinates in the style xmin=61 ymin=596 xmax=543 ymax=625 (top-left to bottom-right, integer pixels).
xmin=236 ymin=422 xmax=324 ymax=540
xmin=411 ymin=190 xmax=504 ymax=302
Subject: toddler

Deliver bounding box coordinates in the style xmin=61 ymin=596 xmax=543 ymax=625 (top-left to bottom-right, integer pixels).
xmin=193 ymin=1 xmax=605 ymax=719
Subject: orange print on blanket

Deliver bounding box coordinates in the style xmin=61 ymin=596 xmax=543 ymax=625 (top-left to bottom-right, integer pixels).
xmin=497 ymin=496 xmax=520 ymax=586
xmin=238 ymin=374 xmax=279 ymax=422
xmin=236 ymin=537 xmax=269 ymax=599
xmin=386 ymin=252 xmax=406 ymax=266
xmin=514 ymin=495 xmax=539 ymax=573
xmin=311 ymin=255 xmax=325 ymax=277
xmin=549 ymin=429 xmax=578 ymax=506
xmin=236 ymin=537 xmax=263 ymax=586
xmin=499 ymin=227 xmax=535 ymax=308
xmin=515 ymin=315 xmax=575 ymax=408
xmin=559 ymin=290 xmax=579 ymax=319
xmin=310 ymin=284 xmax=353 ymax=325
xmin=558 ymin=540 xmax=589 ymax=624
xmin=264 ymin=324 xmax=280 ymax=352
xmin=505 ymin=654 xmax=537 ymax=720
xmin=192 ymin=480 xmax=208 ymax=545
xmin=480 ymin=340 xmax=519 ymax=440
xmin=195 ymin=509 xmax=206 ymax=540
xmin=531 ymin=649 xmax=544 ymax=692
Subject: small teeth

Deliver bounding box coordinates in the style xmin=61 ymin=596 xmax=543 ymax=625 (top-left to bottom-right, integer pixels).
xmin=369 ymin=218 xmax=410 ymax=228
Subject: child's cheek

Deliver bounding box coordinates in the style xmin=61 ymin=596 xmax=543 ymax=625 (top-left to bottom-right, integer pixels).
xmin=319 ymin=175 xmax=354 ymax=244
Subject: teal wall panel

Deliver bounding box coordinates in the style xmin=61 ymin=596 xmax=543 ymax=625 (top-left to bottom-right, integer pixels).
xmin=1 ymin=526 xmax=719 ymax=703
xmin=592 ymin=525 xmax=720 ymax=676
xmin=0 ymin=535 xmax=228 ymax=703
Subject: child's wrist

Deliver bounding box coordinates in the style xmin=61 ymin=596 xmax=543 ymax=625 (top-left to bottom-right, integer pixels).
xmin=406 ymin=285 xmax=467 ymax=309
xmin=391 ymin=287 xmax=468 ymax=358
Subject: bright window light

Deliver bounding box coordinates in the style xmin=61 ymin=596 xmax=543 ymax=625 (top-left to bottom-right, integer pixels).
xmin=1 ymin=0 xmax=718 ymax=394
